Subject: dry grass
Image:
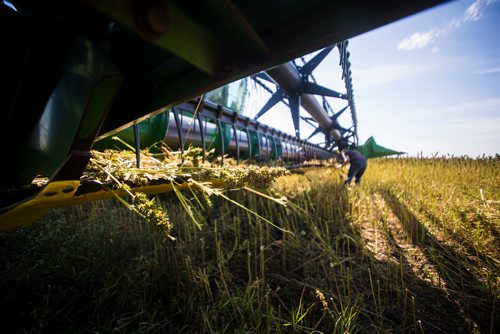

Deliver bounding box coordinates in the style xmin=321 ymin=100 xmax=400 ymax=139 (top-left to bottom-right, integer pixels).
xmin=0 ymin=156 xmax=498 ymax=333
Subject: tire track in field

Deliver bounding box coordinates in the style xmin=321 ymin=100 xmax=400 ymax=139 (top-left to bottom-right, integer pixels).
xmin=351 ymin=189 xmax=480 ymax=332
xmin=354 ymin=192 xmax=443 ymax=288
xmin=378 ymin=188 xmax=496 ymax=333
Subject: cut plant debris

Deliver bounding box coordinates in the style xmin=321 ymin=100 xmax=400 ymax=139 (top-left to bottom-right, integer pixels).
xmin=82 ymin=141 xmax=289 ymax=236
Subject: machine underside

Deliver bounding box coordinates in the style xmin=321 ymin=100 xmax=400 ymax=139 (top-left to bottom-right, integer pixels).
xmin=0 ymin=0 xmax=447 ymax=228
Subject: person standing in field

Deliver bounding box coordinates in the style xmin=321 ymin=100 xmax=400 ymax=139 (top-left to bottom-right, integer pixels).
xmin=338 ymin=148 xmax=367 ymax=186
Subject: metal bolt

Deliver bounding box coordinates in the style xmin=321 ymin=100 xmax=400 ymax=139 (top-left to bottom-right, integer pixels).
xmin=133 ymin=0 xmax=168 ymax=39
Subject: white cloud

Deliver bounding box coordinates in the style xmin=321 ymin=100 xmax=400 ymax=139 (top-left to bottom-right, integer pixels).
xmin=397 ymin=0 xmax=498 ymax=51
xmin=418 ymin=97 xmax=500 ymax=115
xmin=397 ymin=30 xmax=436 ymax=50
xmin=354 ymin=63 xmax=433 ymax=90
xmin=357 ymin=97 xmax=500 ymax=156
xmin=446 ymin=116 xmax=500 ymax=140
xmin=394 ymin=100 xmax=500 ymax=156
xmin=464 ymin=1 xmax=483 ymax=21
xmin=472 ymin=67 xmax=500 ymax=75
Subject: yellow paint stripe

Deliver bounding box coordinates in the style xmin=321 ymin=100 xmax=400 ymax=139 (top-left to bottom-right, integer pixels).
xmin=0 ymin=179 xmax=225 ymax=230
xmin=0 ymin=181 xmax=80 ymax=230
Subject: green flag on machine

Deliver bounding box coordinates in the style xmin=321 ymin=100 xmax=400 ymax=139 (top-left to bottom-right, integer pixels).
xmin=355 ymin=136 xmax=405 ymax=159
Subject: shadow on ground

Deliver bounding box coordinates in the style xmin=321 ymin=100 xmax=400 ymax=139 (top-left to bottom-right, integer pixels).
xmin=379 ymin=188 xmax=498 ymax=333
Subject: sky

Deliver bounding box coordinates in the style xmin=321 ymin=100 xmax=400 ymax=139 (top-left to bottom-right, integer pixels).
xmin=251 ymin=0 xmax=500 ymax=157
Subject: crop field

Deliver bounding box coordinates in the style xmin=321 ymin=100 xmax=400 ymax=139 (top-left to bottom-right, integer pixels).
xmin=0 ymin=156 xmax=498 ymax=333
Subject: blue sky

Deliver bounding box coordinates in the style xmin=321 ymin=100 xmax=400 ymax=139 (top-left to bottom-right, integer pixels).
xmin=252 ymin=0 xmax=500 ymax=157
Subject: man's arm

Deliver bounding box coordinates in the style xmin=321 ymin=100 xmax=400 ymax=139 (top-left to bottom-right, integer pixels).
xmin=336 ymin=151 xmax=349 ymax=169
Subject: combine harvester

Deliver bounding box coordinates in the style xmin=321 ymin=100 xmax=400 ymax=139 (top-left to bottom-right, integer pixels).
xmin=0 ymin=0 xmax=443 ymax=228
xmin=94 ymin=42 xmax=358 ymax=165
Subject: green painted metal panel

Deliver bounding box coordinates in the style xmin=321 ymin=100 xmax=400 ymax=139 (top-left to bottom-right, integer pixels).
xmin=236 ymin=127 xmax=251 ymax=160
xmin=93 ymin=113 xmax=167 ymax=151
xmin=88 ymin=0 xmax=226 ymax=76
xmin=356 ymin=136 xmax=405 ymax=159
xmin=77 ymin=76 xmax=124 ymax=142
xmin=212 ymin=122 xmax=231 ymax=155
xmin=2 ymin=37 xmax=121 ymax=187
xmin=205 ymin=79 xmax=248 ymax=114
xmin=275 ymin=138 xmax=283 ymax=159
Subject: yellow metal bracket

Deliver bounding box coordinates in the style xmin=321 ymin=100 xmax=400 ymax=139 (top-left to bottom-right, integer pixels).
xmin=0 ymin=181 xmax=80 ymax=230
xmin=0 ymin=179 xmax=225 ymax=231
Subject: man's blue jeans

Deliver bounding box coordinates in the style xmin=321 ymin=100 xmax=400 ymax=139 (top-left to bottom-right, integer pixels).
xmin=345 ymin=159 xmax=367 ymax=185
